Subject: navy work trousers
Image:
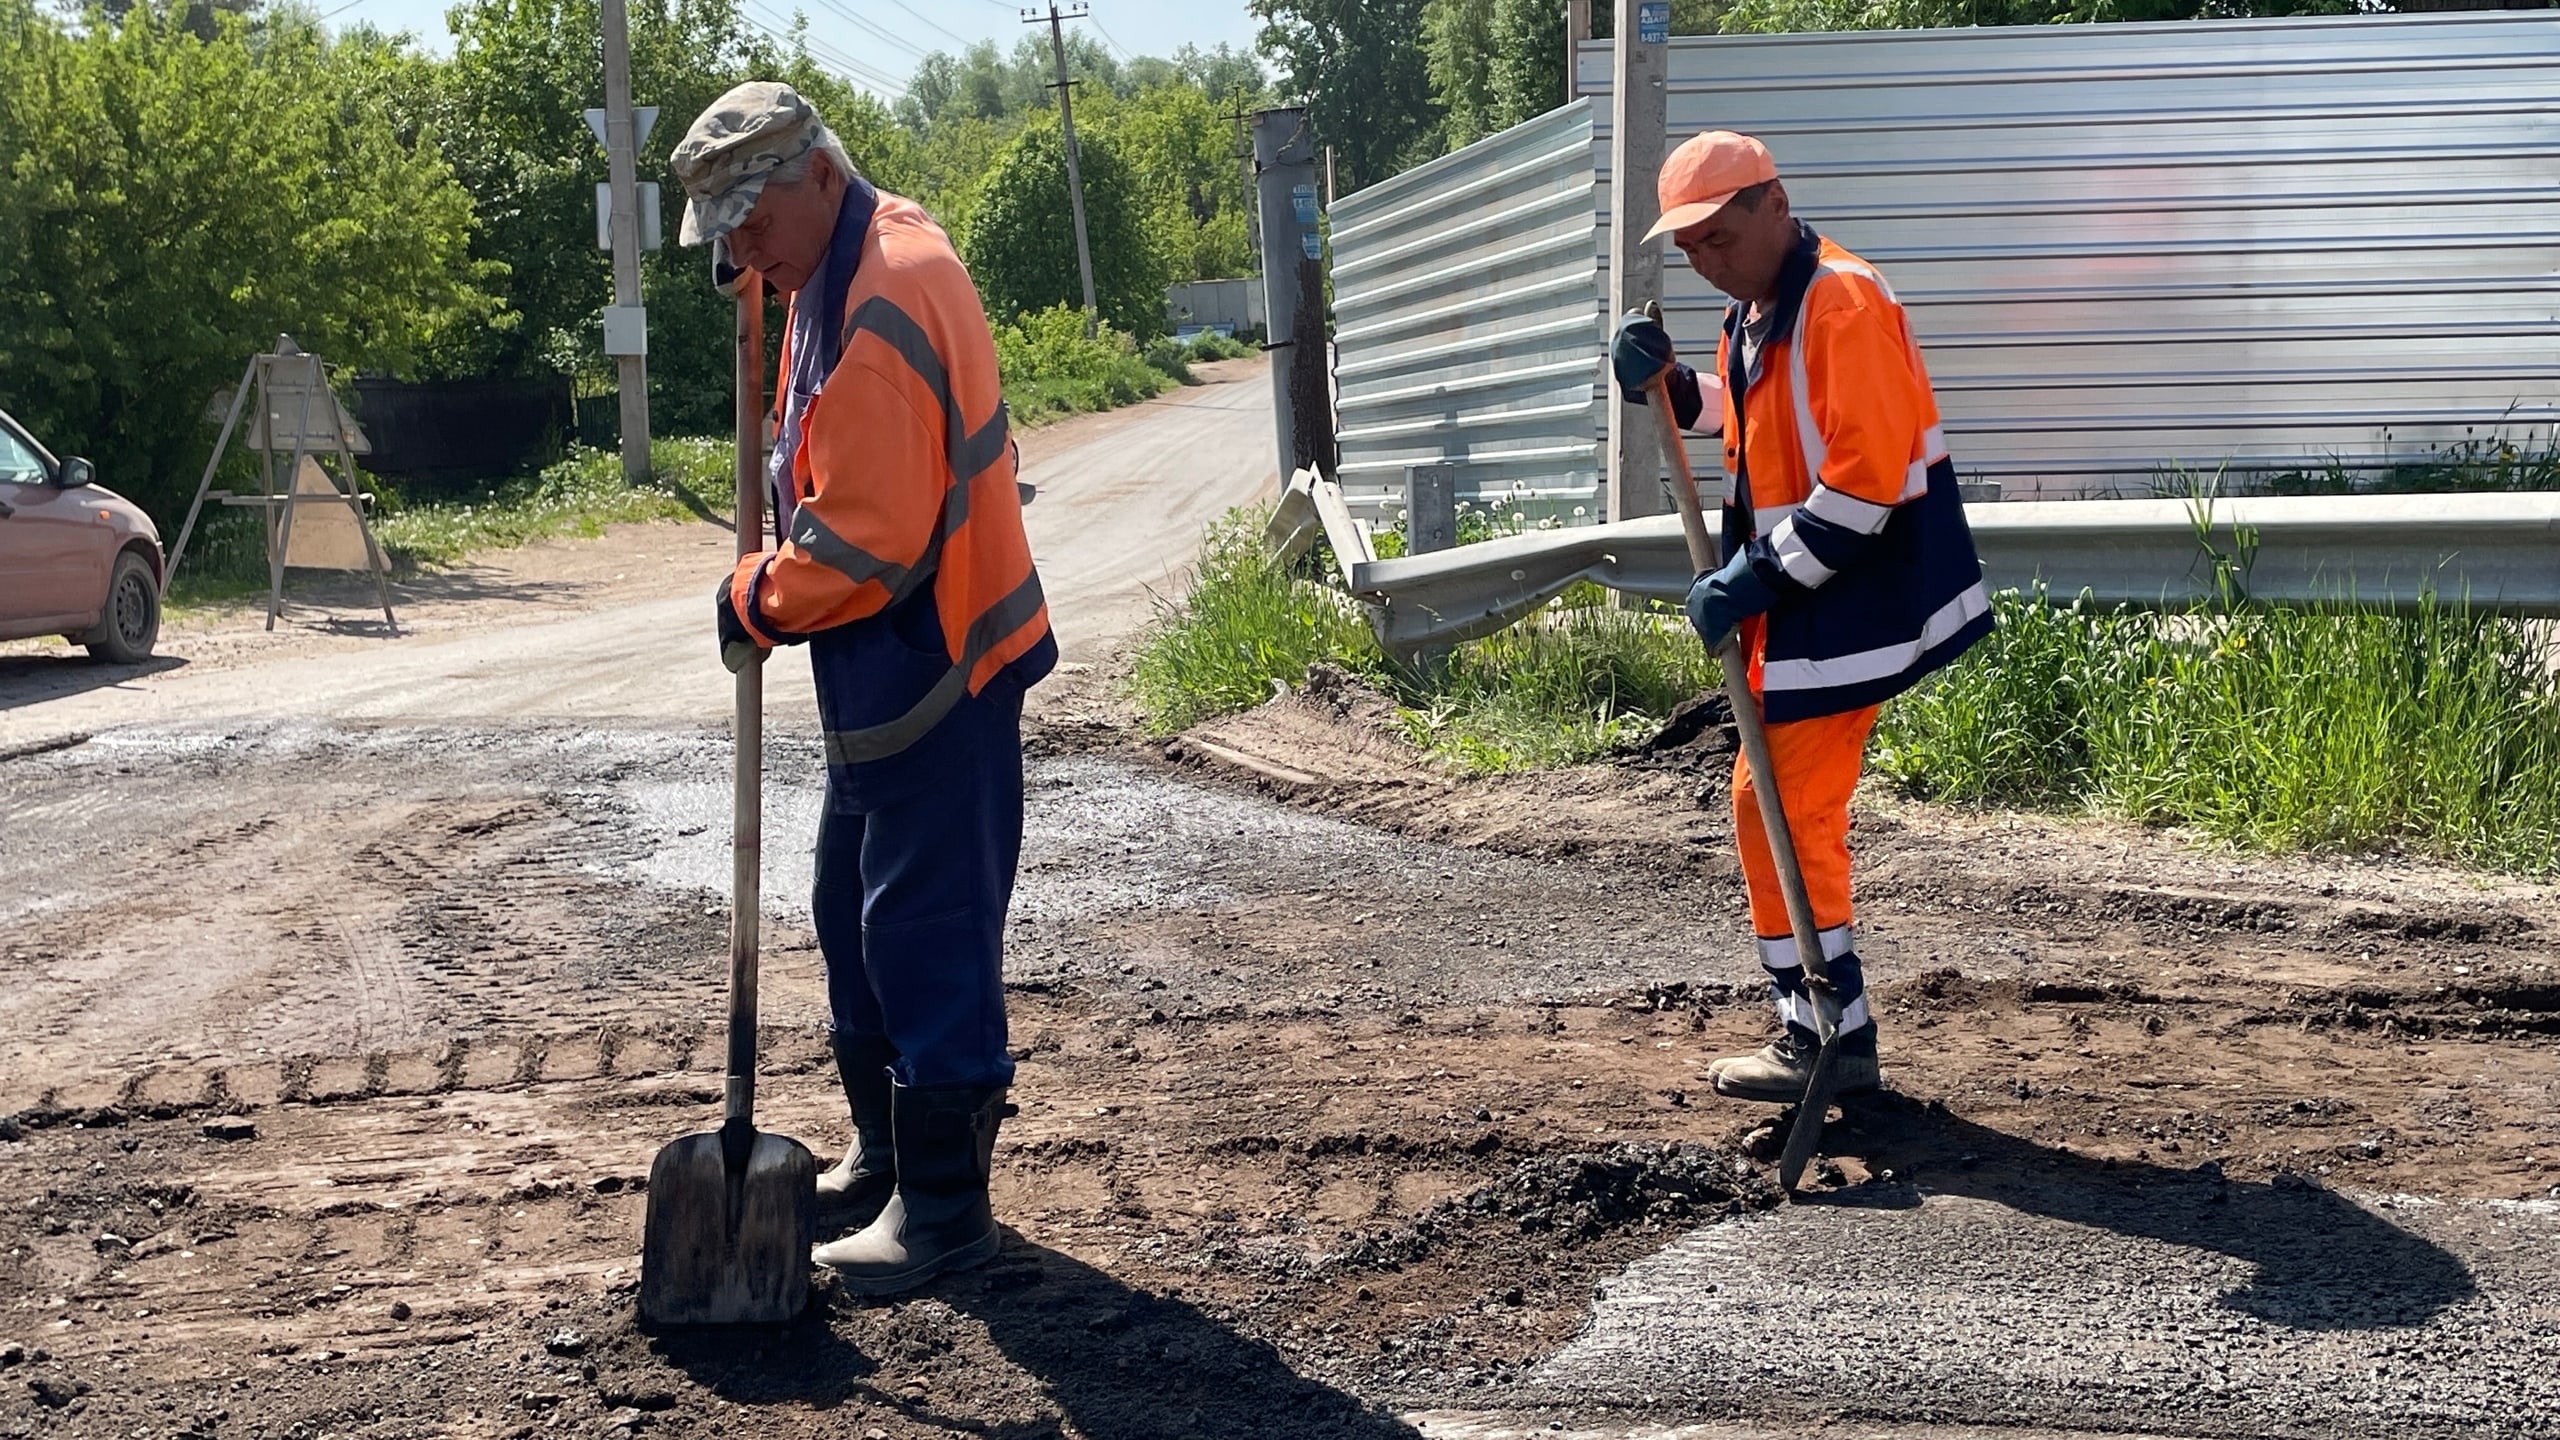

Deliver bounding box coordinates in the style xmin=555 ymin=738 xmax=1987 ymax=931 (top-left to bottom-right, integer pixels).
xmin=810 ymin=688 xmax=1024 ymax=1090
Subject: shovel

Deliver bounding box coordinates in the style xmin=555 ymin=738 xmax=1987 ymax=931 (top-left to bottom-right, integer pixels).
xmin=639 ymin=272 xmax=818 ymax=1324
xmin=1645 ymin=354 xmax=1846 ymax=1199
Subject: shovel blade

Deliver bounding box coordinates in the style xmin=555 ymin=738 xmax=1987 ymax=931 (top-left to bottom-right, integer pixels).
xmin=638 ymin=1126 xmax=817 ymax=1326
xmin=1776 ymin=1037 xmax=1842 ymax=1197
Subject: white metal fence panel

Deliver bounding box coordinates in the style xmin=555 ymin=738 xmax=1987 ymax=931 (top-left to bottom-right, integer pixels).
xmin=1329 ymin=100 xmax=1607 ymax=525
xmin=1573 ymin=13 xmax=2560 ymax=498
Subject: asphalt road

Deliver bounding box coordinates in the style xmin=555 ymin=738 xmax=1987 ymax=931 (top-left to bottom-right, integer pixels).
xmin=0 ymin=359 xmax=1278 ymax=745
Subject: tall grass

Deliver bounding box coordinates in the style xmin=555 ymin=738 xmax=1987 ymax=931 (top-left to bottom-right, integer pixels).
xmin=1875 ymin=589 xmax=2560 ymax=874
xmin=1131 ymin=509 xmax=1712 ymax=772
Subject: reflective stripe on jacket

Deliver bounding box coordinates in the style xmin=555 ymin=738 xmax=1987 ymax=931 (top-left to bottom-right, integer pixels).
xmin=729 ymin=190 xmax=1055 ymax=770
xmin=1716 ymin=223 xmax=1992 ymax=724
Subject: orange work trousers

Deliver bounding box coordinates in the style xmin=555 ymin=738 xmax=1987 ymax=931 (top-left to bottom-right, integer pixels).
xmin=1730 ymin=701 xmax=1879 ymax=970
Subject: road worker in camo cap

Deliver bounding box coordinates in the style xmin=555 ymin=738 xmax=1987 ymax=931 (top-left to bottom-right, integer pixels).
xmin=1608 ymin=131 xmax=1992 ymax=1102
xmin=672 ymin=80 xmax=1055 ymax=1295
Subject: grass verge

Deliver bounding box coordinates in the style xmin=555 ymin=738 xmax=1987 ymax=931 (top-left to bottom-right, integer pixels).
xmin=1130 ymin=510 xmax=1713 ymax=772
xmin=1876 ymin=588 xmax=2560 ymax=874
xmin=1137 ymin=507 xmax=2560 ymax=874
xmin=998 ymin=304 xmax=1252 ymax=428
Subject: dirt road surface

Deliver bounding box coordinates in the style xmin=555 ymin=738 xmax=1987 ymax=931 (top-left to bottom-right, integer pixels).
xmin=7 ymin=359 xmax=2560 ymax=1440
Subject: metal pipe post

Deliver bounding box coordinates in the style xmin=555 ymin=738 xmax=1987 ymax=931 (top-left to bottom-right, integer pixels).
xmin=1606 ymin=0 xmax=1668 ymax=524
xmin=1253 ymin=107 xmax=1329 ymax=482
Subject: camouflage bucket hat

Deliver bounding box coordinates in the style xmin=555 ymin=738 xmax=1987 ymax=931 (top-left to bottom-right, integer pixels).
xmin=671 ymin=81 xmax=819 ymax=246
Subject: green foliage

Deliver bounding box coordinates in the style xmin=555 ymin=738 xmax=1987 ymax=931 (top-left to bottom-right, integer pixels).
xmin=1132 ymin=506 xmax=1719 ymax=772
xmin=964 ymin=121 xmax=1165 ymax=337
xmin=1085 ymin=81 xmax=1260 ymax=284
xmin=1875 ymin=590 xmax=2560 ymax=875
xmin=1717 ymin=0 xmax=2370 ymax=32
xmin=1131 ymin=511 xmax=1391 ymax=733
xmin=1184 ymin=331 xmax=1256 ymax=362
xmin=993 ymin=305 xmax=1177 ymax=425
xmin=1252 ymin=0 xmax=1443 ymax=191
xmin=0 ymin=0 xmax=499 ymax=528
xmin=423 ymin=0 xmax=914 ymax=435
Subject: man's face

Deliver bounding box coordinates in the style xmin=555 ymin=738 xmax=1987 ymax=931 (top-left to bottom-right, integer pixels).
xmin=1672 ymin=182 xmax=1793 ymax=305
xmin=723 ymin=152 xmax=844 ymax=293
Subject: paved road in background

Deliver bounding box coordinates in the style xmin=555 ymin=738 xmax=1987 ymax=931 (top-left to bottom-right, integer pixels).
xmin=0 ymin=360 xmax=1276 ymax=745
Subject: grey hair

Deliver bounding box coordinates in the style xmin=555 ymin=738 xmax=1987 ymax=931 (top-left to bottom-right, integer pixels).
xmin=770 ymin=123 xmax=857 ymax=186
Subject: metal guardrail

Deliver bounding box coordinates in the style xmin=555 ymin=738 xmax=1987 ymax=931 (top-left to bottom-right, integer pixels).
xmin=1271 ymin=471 xmax=2560 ymax=654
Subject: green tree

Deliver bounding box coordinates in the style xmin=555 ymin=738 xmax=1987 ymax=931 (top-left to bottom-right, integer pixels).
xmin=0 ymin=0 xmax=497 ymax=525
xmin=1488 ymin=0 xmax=1569 ymax=129
xmin=1250 ymin=0 xmax=1442 ymax=192
xmin=961 ymin=120 xmax=1164 ymax=338
xmin=1425 ymin=0 xmax=1500 ymax=148
xmin=1087 ymin=81 xmax=1258 ymax=284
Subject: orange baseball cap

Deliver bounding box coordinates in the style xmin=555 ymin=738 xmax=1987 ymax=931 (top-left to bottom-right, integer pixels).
xmin=1642 ymin=131 xmax=1779 ymax=243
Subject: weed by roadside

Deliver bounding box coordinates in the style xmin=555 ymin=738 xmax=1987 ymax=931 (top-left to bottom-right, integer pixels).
xmin=1875 ymin=588 xmax=2560 ymax=875
xmin=999 ymin=304 xmax=1250 ymax=426
xmin=1130 ymin=508 xmax=1710 ymax=772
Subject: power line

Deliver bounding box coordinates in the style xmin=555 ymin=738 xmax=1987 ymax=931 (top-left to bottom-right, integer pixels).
xmin=742 ymin=4 xmax=910 ymax=96
xmin=875 ymin=0 xmax=973 ymax=48
xmin=800 ymin=0 xmax=936 ymax=62
xmin=1087 ymin=16 xmax=1135 ymax=62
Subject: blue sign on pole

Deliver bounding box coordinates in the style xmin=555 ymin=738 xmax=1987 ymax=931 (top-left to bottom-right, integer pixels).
xmin=1291 ymin=183 xmax=1320 ymax=226
xmin=1301 ymin=231 xmax=1323 ymax=260
xmin=1637 ymin=0 xmax=1670 ymax=44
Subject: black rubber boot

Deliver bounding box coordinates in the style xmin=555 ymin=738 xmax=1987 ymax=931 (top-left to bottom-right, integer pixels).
xmin=815 ymin=1033 xmax=898 ymax=1234
xmin=811 ymin=1080 xmax=1010 ymax=1294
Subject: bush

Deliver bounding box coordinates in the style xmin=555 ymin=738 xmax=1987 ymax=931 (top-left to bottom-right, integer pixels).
xmin=993 ymin=304 xmax=1176 ymax=424
xmin=1184 ymin=331 xmax=1255 ymax=362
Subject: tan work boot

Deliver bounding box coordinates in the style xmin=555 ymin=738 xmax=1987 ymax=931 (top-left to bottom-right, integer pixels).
xmin=1708 ymin=1031 xmax=1881 ymax=1102
xmin=813 ymin=1081 xmax=1010 ymax=1295
xmin=816 ymin=1034 xmax=897 ymax=1234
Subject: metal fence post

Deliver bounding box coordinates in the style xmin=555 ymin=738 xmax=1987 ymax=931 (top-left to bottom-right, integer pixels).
xmin=1404 ymin=462 xmax=1457 ymax=555
xmin=1606 ymin=0 xmax=1668 ymax=526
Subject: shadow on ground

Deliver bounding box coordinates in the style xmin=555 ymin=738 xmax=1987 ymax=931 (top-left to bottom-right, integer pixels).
xmin=1809 ymin=1093 xmax=2478 ymax=1331
xmin=0 ymin=652 xmax=186 ymax=711
xmin=941 ymin=1239 xmax=1416 ymax=1440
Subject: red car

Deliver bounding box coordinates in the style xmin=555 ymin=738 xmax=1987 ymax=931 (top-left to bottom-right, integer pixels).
xmin=0 ymin=407 xmax=163 ymax=663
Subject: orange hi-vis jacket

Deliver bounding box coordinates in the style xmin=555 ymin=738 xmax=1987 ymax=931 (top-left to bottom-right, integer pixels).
xmin=728 ymin=188 xmax=1054 ymax=774
xmin=1714 ymin=223 xmax=1991 ymax=723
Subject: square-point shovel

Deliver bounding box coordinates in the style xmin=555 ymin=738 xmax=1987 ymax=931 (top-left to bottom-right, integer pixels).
xmin=640 ymin=272 xmax=818 ymax=1324
xmin=1645 ymin=352 xmax=1847 ymax=1199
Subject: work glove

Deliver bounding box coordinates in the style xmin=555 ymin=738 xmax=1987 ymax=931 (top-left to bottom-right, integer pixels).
xmin=1686 ymin=550 xmax=1778 ymax=656
xmin=1610 ymin=310 xmax=1677 ymax=398
xmin=714 ymin=574 xmax=762 ymax=674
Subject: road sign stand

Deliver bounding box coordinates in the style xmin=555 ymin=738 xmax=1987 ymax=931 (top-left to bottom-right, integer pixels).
xmin=167 ymin=336 xmax=398 ymax=636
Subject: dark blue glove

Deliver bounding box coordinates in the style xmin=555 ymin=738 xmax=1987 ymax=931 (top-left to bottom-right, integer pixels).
xmin=1685 ymin=550 xmax=1777 ymax=655
xmin=714 ymin=573 xmax=760 ymax=674
xmin=1611 ymin=311 xmax=1676 ymax=397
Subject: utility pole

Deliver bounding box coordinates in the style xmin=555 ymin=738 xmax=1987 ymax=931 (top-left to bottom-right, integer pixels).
xmin=1607 ymin=0 xmax=1669 ymax=524
xmin=600 ymin=0 xmax=651 ymax=483
xmin=1026 ymin=3 xmax=1100 ymax=337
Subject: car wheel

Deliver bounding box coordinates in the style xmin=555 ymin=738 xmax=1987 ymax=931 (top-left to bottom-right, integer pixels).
xmin=83 ymin=550 xmax=161 ymax=663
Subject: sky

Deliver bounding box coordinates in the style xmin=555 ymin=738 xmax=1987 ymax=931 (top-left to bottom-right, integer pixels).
xmin=331 ymin=0 xmax=1269 ymax=100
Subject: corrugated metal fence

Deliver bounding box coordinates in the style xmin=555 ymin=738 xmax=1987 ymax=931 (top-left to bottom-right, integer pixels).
xmin=1557 ymin=11 xmax=2560 ymax=500
xmin=1328 ymin=100 xmax=1606 ymax=525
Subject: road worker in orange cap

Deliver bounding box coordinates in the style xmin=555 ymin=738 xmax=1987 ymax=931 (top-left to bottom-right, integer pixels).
xmin=1609 ymin=131 xmax=1992 ymax=1102
xmin=674 ymin=81 xmax=1055 ymax=1294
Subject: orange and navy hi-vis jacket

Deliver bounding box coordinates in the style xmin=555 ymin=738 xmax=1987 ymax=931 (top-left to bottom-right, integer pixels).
xmin=728 ymin=186 xmax=1055 ymax=782
xmin=1711 ymin=222 xmax=1991 ymax=724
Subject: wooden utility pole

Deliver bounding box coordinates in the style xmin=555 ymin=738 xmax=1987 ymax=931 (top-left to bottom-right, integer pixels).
xmin=1027 ymin=2 xmax=1100 ymax=337
xmin=600 ymin=0 xmax=651 ymax=482
xmin=1607 ymin=0 xmax=1668 ymax=524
